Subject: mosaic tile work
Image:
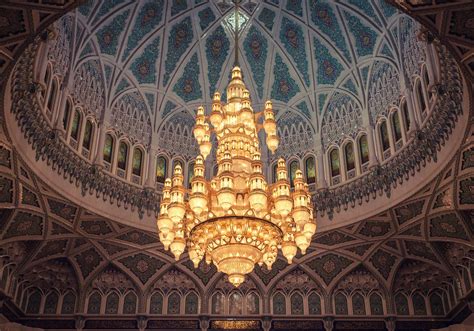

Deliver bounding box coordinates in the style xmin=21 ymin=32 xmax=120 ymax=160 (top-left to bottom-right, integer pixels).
xmin=271 ymin=54 xmax=299 ymax=103
xmin=205 ymin=26 xmax=230 ymax=97
xmin=173 ymin=53 xmax=202 ymax=102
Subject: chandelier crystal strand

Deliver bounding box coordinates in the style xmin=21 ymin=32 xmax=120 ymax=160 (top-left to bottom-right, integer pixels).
xmin=156 ymin=65 xmax=317 ymax=287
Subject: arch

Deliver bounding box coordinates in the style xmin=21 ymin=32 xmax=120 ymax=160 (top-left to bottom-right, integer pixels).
xmin=149 ymin=291 xmax=163 ymax=314
xmin=61 ymin=291 xmax=76 ymax=314
xmin=70 ymin=109 xmax=82 ymax=141
xmin=211 ymin=291 xmax=225 ymax=314
xmin=379 ymin=120 xmax=390 ymax=156
xmin=167 ymin=291 xmax=181 ymax=314
xmin=172 ymin=159 xmax=184 ymax=174
xmin=123 ymin=291 xmax=137 ymax=314
xmin=82 ymin=119 xmax=94 ymax=151
xmin=246 ymin=292 xmax=260 ymax=315
xmin=272 ymin=292 xmax=286 ymax=315
xmin=422 ymin=64 xmax=432 ymax=100
xmin=156 ymin=155 xmax=168 ymax=183
xmin=334 ymin=292 xmax=348 ymax=315
xmin=26 ymin=288 xmax=42 ymax=314
xmin=117 ymin=140 xmax=129 ymax=171
xmin=46 ymin=78 xmax=58 ymax=116
xmin=184 ymin=291 xmax=199 ymax=314
xmin=329 ymin=148 xmax=340 ymax=180
xmin=290 ymin=292 xmax=304 ymax=315
xmin=103 ymin=133 xmax=114 ymax=164
xmin=391 ymin=110 xmax=403 ymax=143
xmin=229 ymin=291 xmax=243 ymax=315
xmin=369 ymin=292 xmax=384 ymax=315
xmin=43 ymin=291 xmax=59 ymax=314
xmin=429 ymin=292 xmax=445 ymax=316
xmin=63 ymin=99 xmax=72 ymax=130
xmin=105 ymin=292 xmax=119 ymax=314
xmin=414 ymin=78 xmax=427 ymax=118
xmin=132 ymin=147 xmax=144 ymax=177
xmin=272 ymin=162 xmax=278 ymax=183
xmin=412 ymin=292 xmax=427 ymax=315
xmin=308 ymin=292 xmax=322 ymax=315
xmin=289 ymin=160 xmax=299 ymax=188
xmin=395 ymin=292 xmax=409 ymax=315
xmin=304 ymin=155 xmax=316 ymax=184
xmin=344 ymin=141 xmax=355 ymax=174
xmin=187 ymin=162 xmax=195 ymax=189
xmin=358 ymin=134 xmax=369 ymax=165
xmin=351 ymin=292 xmax=366 ymax=315
xmin=400 ymin=99 xmax=410 ymax=133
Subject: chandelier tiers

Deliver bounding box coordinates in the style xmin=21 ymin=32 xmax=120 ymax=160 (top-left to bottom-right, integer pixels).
xmin=157 ymin=66 xmax=316 ymax=287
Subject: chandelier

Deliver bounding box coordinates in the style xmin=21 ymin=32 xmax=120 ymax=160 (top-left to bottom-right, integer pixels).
xmin=156 ymin=3 xmax=316 ymax=287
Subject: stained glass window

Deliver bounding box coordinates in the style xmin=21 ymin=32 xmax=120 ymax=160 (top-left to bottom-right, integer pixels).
xmin=117 ymin=142 xmax=128 ymax=170
xmin=156 ymin=156 xmax=167 ymax=183
xmin=430 ymin=293 xmax=444 ymax=316
xmin=63 ymin=100 xmax=71 ymax=130
xmin=150 ymin=292 xmax=163 ymax=314
xmin=345 ymin=142 xmax=355 ymax=171
xmin=369 ymin=293 xmax=383 ymax=315
xmin=167 ymin=292 xmax=180 ymax=314
xmin=304 ymin=156 xmax=316 ymax=184
xmin=229 ymin=292 xmax=243 ymax=315
xmin=334 ymin=292 xmax=347 ymax=315
xmin=61 ymin=292 xmax=76 ymax=314
xmin=172 ymin=160 xmax=183 ymax=174
xmin=380 ymin=121 xmax=390 ymax=152
xmin=423 ymin=67 xmax=432 ymax=99
xmin=413 ymin=293 xmax=427 ymax=315
xmin=26 ymin=289 xmax=41 ymax=314
xmin=352 ymin=293 xmax=366 ymax=315
xmin=211 ymin=292 xmax=224 ymax=314
xmin=272 ymin=163 xmax=278 ymax=183
xmin=105 ymin=292 xmax=119 ymax=314
xmin=395 ymin=293 xmax=409 ymax=315
xmin=247 ymin=292 xmax=259 ymax=314
xmin=289 ymin=160 xmax=298 ymax=188
xmin=308 ymin=292 xmax=321 ymax=315
xmin=132 ymin=148 xmax=143 ymax=176
xmin=185 ymin=292 xmax=199 ymax=314
xmin=273 ymin=293 xmax=286 ymax=315
xmin=103 ymin=134 xmax=114 ymax=163
xmin=290 ymin=292 xmax=304 ymax=315
xmin=123 ymin=292 xmax=137 ymax=314
xmin=392 ymin=111 xmax=402 ymax=142
xmin=82 ymin=120 xmax=93 ymax=150
xmin=187 ymin=162 xmax=195 ymax=189
xmin=44 ymin=292 xmax=59 ymax=314
xmin=359 ymin=135 xmax=369 ymax=164
xmin=47 ymin=80 xmax=57 ymax=112
xmin=416 ymin=80 xmax=426 ymax=115
xmin=70 ymin=110 xmax=81 ymax=140
xmin=330 ymin=149 xmax=340 ymax=177
xmin=87 ymin=292 xmax=101 ymax=314
xmin=401 ymin=100 xmax=410 ymax=131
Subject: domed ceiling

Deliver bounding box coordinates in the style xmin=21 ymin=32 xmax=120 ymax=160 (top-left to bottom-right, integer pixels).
xmin=56 ymin=0 xmax=418 ymax=149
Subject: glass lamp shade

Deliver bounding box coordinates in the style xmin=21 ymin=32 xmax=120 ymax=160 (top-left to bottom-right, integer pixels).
xmin=295 ymin=233 xmax=310 ymax=254
xmin=189 ymin=192 xmax=208 ymax=215
xmin=274 ymin=196 xmax=293 ymax=217
xmin=170 ymin=237 xmax=186 ymax=260
xmin=266 ymin=134 xmax=279 ymax=153
xmin=248 ymin=189 xmax=267 ymax=212
xmin=304 ymin=222 xmax=317 ymax=240
xmin=200 ymin=140 xmax=212 ymax=159
xmin=193 ymin=125 xmax=205 ymax=143
xmin=292 ymin=206 xmax=310 ymax=227
xmin=281 ymin=241 xmax=298 ymax=263
xmin=217 ymin=188 xmax=236 ymax=210
xmin=159 ymin=231 xmax=175 ymax=250
xmin=157 ymin=214 xmax=173 ymax=234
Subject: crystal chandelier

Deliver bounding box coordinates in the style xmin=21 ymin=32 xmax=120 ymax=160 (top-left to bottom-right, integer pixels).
xmin=156 ymin=2 xmax=316 ymax=287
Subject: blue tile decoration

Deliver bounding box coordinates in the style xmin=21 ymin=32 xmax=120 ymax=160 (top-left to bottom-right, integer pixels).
xmin=130 ymin=36 xmax=160 ymax=84
xmin=163 ymin=16 xmax=194 ymax=85
xmin=171 ymin=0 xmax=188 ymax=17
xmin=92 ymin=0 xmax=126 ymax=25
xmin=258 ymin=7 xmax=276 ymax=31
xmin=342 ymin=77 xmax=357 ymax=95
xmin=78 ymin=0 xmax=94 ymax=18
xmin=361 ymin=65 xmax=370 ymax=88
xmin=308 ymin=1 xmax=350 ymax=61
xmin=122 ymin=1 xmax=164 ymax=61
xmin=380 ymin=42 xmax=394 ymax=58
xmin=173 ymin=53 xmax=202 ymax=102
xmin=318 ymin=93 xmax=328 ymax=114
xmin=280 ymin=17 xmax=310 ymax=86
xmin=347 ymin=0 xmax=381 ymax=26
xmin=265 ymin=0 xmax=279 ymax=4
xmin=121 ymin=91 xmax=148 ymax=113
xmin=391 ymin=25 xmax=399 ymax=43
xmin=271 ymin=53 xmax=299 ymax=103
xmin=243 ymin=26 xmax=268 ymax=99
xmin=378 ymin=1 xmax=397 ymax=19
xmin=79 ymin=42 xmax=94 ymax=58
xmin=145 ymin=93 xmax=155 ymax=112
xmin=96 ymin=10 xmax=130 ymax=55
xmin=205 ymin=26 xmax=230 ymax=97
xmin=162 ymin=100 xmax=177 ymax=117
xmin=104 ymin=64 xmax=113 ymax=84
xmin=314 ymin=38 xmax=344 ymax=85
xmin=344 ymin=11 xmax=378 ymax=57
xmin=296 ymin=101 xmax=311 ymax=119
xmin=286 ymin=0 xmax=303 ymax=17
xmin=116 ymin=78 xmax=131 ymax=94
xmin=198 ymin=7 xmax=216 ymax=31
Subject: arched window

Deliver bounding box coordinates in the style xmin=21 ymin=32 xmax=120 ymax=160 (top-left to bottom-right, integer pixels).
xmin=391 ymin=111 xmax=402 ymax=142
xmin=329 ymin=148 xmax=340 ymax=178
xmin=44 ymin=291 xmax=59 ymax=314
xmin=289 ymin=160 xmax=298 ymax=188
xmin=430 ymin=292 xmax=444 ymax=316
xmin=132 ymin=148 xmax=143 ymax=176
xmin=87 ymin=292 xmax=101 ymax=314
xmin=395 ymin=293 xmax=409 ymax=315
xmin=290 ymin=292 xmax=304 ymax=315
xmin=379 ymin=121 xmax=390 ymax=153
xmin=105 ymin=292 xmax=119 ymax=314
xmin=70 ymin=110 xmax=81 ymax=141
xmin=415 ymin=80 xmax=427 ymax=116
xmin=401 ymin=100 xmax=410 ymax=132
xmin=187 ymin=162 xmax=195 ymax=189
xmin=63 ymin=100 xmax=71 ymax=130
xmin=344 ymin=142 xmax=355 ymax=173
xmin=103 ymin=134 xmax=114 ymax=164
xmin=82 ymin=120 xmax=93 ymax=150
xmin=369 ymin=292 xmax=383 ymax=315
xmin=229 ymin=291 xmax=243 ymax=315
xmin=117 ymin=141 xmax=129 ymax=171
xmin=167 ymin=292 xmax=180 ymax=314
xmin=412 ymin=293 xmax=427 ymax=315
xmin=26 ymin=289 xmax=42 ymax=314
xmin=211 ymin=292 xmax=224 ymax=314
xmin=358 ymin=135 xmax=369 ymax=165
xmin=273 ymin=292 xmax=286 ymax=315
xmin=308 ymin=292 xmax=322 ymax=315
xmin=352 ymin=293 xmax=366 ymax=315
xmin=42 ymin=67 xmax=51 ymax=99
xmin=172 ymin=159 xmax=183 ymax=173
xmin=156 ymin=156 xmax=168 ymax=184
xmin=305 ymin=156 xmax=316 ymax=184
xmin=47 ymin=80 xmax=57 ymax=115
xmin=149 ymin=292 xmax=163 ymax=314
xmin=123 ymin=292 xmax=137 ymax=314
xmin=272 ymin=163 xmax=278 ymax=183
xmin=334 ymin=292 xmax=348 ymax=315
xmin=246 ymin=292 xmax=259 ymax=315
xmin=185 ymin=292 xmax=199 ymax=314
xmin=61 ymin=292 xmax=76 ymax=314
xmin=423 ymin=66 xmax=432 ymax=100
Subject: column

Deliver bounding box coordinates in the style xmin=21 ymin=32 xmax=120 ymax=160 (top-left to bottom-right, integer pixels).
xmin=35 ymin=31 xmax=51 ymax=83
xmin=316 ymin=151 xmax=327 ymax=189
xmin=145 ymin=147 xmax=157 ymax=188
xmin=53 ymin=84 xmax=69 ymax=134
xmin=339 ymin=147 xmax=346 ymax=182
xmin=93 ymin=122 xmax=107 ymax=167
xmin=367 ymin=126 xmax=379 ymax=169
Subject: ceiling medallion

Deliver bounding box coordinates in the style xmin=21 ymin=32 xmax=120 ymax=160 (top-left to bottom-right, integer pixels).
xmin=157 ymin=3 xmax=316 ymax=287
